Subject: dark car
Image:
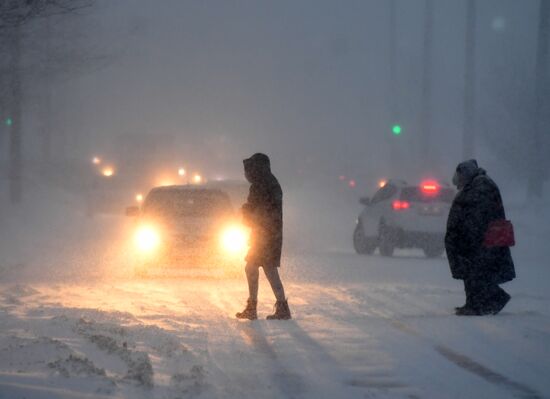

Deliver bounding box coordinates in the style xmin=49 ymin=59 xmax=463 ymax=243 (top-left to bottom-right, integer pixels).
xmin=126 ymin=185 xmax=249 ymax=275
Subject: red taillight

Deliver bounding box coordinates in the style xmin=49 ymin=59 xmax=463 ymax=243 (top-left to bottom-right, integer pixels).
xmin=392 ymin=200 xmax=410 ymax=211
xmin=421 ymin=180 xmax=439 ymax=195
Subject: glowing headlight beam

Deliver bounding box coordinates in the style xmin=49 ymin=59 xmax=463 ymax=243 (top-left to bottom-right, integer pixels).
xmin=221 ymin=226 xmax=248 ymax=254
xmin=135 ymin=226 xmax=161 ymax=253
xmin=158 ymin=179 xmax=175 ymax=187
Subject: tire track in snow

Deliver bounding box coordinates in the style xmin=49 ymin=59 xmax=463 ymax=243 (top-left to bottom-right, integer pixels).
xmin=205 ymin=289 xmax=365 ymax=399
xmin=262 ymin=319 xmax=365 ymax=396
xmin=293 ymin=285 xmax=414 ymax=395
xmin=199 ymin=292 xmax=308 ymax=399
xmin=238 ymin=322 xmax=308 ymax=398
xmin=433 ymin=345 xmax=542 ymax=399
xmin=333 ymin=287 xmax=544 ymax=399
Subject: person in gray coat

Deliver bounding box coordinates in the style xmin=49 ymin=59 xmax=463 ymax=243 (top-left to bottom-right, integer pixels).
xmin=236 ymin=153 xmax=291 ymax=320
xmin=445 ymin=160 xmax=515 ymax=315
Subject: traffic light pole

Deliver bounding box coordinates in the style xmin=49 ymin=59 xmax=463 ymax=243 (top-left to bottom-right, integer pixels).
xmin=388 ymin=0 xmax=399 ymax=176
xmin=389 ymin=0 xmax=397 ymax=123
xmin=420 ymin=0 xmax=434 ymax=165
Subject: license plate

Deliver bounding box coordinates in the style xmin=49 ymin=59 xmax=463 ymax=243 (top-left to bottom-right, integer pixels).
xmin=419 ymin=206 xmax=442 ymax=216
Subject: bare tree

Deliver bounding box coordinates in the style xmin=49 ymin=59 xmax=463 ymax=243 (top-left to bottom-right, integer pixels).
xmin=0 ymin=0 xmax=93 ymax=204
xmin=0 ymin=0 xmax=91 ymax=30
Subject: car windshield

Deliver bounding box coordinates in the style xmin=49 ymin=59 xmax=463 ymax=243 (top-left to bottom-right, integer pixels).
xmin=400 ymin=187 xmax=455 ymax=203
xmin=143 ymin=190 xmax=233 ymax=218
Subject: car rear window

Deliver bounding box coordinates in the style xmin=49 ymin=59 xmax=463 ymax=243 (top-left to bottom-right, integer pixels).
xmin=144 ymin=190 xmax=233 ymax=217
xmin=400 ymin=187 xmax=455 ymax=203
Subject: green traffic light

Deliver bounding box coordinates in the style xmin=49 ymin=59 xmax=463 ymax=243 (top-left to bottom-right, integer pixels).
xmin=5 ymin=118 xmax=13 ymax=126
xmin=392 ymin=124 xmax=402 ymax=135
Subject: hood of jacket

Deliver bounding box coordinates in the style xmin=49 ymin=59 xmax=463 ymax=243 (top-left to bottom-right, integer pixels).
xmin=453 ymin=159 xmax=486 ymax=189
xmin=243 ymin=153 xmax=271 ymax=183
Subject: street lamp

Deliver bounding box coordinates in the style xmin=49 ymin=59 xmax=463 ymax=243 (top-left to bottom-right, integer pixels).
xmin=178 ymin=167 xmax=186 ymax=177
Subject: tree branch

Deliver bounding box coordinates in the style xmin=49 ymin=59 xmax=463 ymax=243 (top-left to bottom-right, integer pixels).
xmin=0 ymin=0 xmax=92 ymax=30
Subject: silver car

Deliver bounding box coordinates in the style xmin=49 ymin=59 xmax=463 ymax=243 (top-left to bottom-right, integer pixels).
xmin=353 ymin=180 xmax=455 ymax=257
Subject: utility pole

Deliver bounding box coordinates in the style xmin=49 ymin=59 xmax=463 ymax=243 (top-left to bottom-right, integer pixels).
xmin=420 ymin=0 xmax=434 ymax=165
xmin=0 ymin=72 xmax=6 ymax=163
xmin=528 ymin=0 xmax=550 ymax=199
xmin=462 ymin=0 xmax=476 ymax=160
xmin=42 ymin=16 xmax=53 ymax=168
xmin=388 ymin=0 xmax=398 ymax=176
xmin=389 ymin=0 xmax=396 ymax=115
xmin=8 ymin=25 xmax=23 ymax=204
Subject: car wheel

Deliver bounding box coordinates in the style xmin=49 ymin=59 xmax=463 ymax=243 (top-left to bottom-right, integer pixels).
xmin=378 ymin=225 xmax=395 ymax=257
xmin=423 ymin=245 xmax=445 ymax=258
xmin=353 ymin=222 xmax=377 ymax=255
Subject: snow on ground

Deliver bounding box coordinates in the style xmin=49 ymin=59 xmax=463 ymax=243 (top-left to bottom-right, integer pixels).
xmin=0 ymin=187 xmax=549 ymax=398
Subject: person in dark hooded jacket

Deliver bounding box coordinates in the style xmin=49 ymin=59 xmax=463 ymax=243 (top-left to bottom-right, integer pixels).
xmin=236 ymin=153 xmax=291 ymax=320
xmin=445 ymin=159 xmax=515 ymax=315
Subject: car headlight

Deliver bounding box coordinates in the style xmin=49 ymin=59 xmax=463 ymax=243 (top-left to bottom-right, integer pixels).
xmin=135 ymin=225 xmax=161 ymax=253
xmin=220 ymin=225 xmax=249 ymax=255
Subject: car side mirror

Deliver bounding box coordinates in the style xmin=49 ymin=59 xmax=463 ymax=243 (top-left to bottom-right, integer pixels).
xmin=125 ymin=206 xmax=140 ymax=217
xmin=359 ymin=197 xmax=371 ymax=206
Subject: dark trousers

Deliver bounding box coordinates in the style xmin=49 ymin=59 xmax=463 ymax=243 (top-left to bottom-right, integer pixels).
xmin=464 ymin=278 xmax=509 ymax=311
xmin=245 ymin=262 xmax=286 ymax=302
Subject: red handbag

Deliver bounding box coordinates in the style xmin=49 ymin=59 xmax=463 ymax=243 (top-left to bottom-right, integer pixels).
xmin=483 ymin=219 xmax=515 ymax=247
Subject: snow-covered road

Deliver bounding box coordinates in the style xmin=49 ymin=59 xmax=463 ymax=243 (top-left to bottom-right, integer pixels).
xmin=1 ymin=203 xmax=549 ymax=398
xmin=1 ymin=252 xmax=549 ymax=398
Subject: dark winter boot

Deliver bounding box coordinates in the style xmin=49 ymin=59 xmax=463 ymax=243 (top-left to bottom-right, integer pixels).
xmin=454 ymin=304 xmax=468 ymax=312
xmin=490 ymin=291 xmax=511 ymax=315
xmin=236 ymin=299 xmax=257 ymax=320
xmin=266 ymin=300 xmax=291 ymax=320
xmin=455 ymin=306 xmax=482 ymax=316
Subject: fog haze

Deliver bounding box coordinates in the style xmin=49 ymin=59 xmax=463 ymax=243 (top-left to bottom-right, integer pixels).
xmin=6 ymin=0 xmax=539 ymax=189
xmin=1 ymin=2 xmax=550 ymax=398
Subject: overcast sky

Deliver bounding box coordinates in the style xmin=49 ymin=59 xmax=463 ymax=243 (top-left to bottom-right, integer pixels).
xmin=45 ymin=0 xmax=541 ymax=187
